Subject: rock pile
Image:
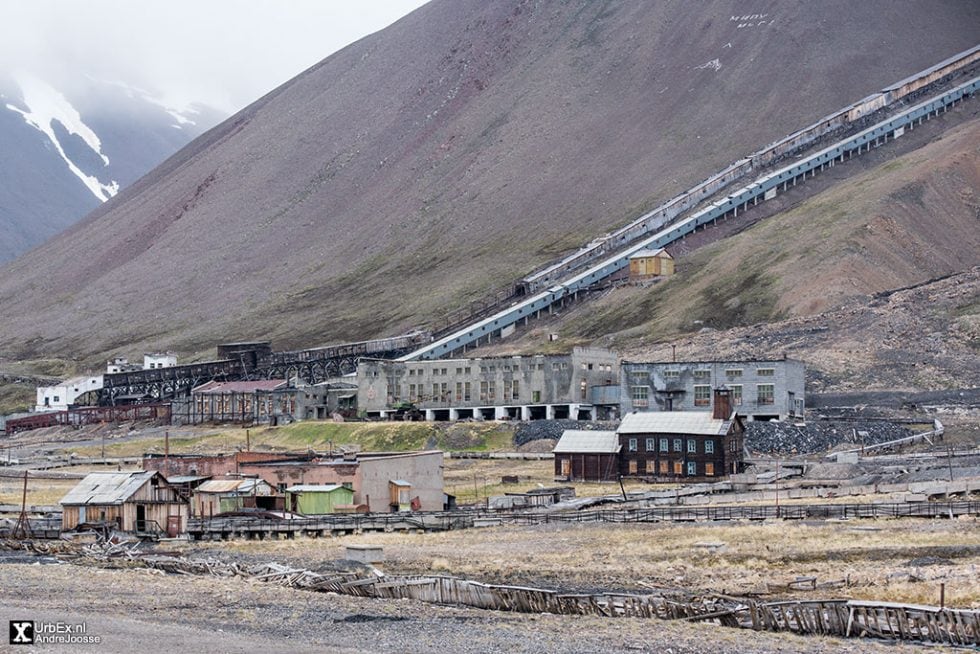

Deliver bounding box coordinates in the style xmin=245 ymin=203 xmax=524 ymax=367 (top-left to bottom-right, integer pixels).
xmin=745 ymin=420 xmax=913 ymax=455
xmin=514 ymin=420 xmax=619 ymax=446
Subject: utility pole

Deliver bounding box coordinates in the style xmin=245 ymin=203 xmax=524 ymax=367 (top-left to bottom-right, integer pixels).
xmin=12 ymin=470 xmax=32 ymax=539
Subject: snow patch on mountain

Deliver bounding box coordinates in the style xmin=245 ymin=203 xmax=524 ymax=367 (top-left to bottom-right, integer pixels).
xmin=89 ymin=76 xmax=199 ymax=129
xmin=6 ymin=71 xmax=119 ymax=201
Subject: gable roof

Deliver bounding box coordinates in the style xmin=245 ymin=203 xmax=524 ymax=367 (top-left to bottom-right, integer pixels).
xmin=60 ymin=471 xmax=157 ymax=505
xmin=553 ymin=430 xmax=621 ymax=454
xmin=629 ymin=248 xmax=671 ymax=260
xmin=617 ymin=411 xmax=731 ymax=436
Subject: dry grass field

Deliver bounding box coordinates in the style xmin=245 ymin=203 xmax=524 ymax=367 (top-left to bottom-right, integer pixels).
xmin=196 ymin=517 xmax=980 ymax=608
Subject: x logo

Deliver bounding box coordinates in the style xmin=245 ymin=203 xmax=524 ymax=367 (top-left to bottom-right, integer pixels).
xmin=9 ymin=621 xmax=34 ymax=644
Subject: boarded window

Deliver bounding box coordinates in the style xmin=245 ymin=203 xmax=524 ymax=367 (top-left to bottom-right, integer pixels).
xmin=694 ymin=385 xmax=711 ymax=406
xmin=629 ymin=460 xmax=637 ymax=474
xmin=705 ymin=462 xmax=715 ymax=476
xmin=659 ymin=460 xmax=668 ymax=474
xmin=645 ymin=460 xmax=655 ymax=473
xmin=631 ymin=385 xmax=649 ymax=408
xmin=673 ymin=461 xmax=683 ymax=475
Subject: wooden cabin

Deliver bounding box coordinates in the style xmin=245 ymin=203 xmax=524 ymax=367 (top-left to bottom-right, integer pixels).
xmin=285 ymin=484 xmax=354 ymax=515
xmin=628 ymin=248 xmax=674 ymax=280
xmin=60 ymin=471 xmax=189 ymax=537
xmin=193 ymin=477 xmax=276 ymax=517
xmin=553 ymin=430 xmax=621 ymax=482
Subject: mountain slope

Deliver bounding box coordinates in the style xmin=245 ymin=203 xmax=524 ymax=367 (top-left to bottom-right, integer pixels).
xmin=490 ymin=114 xmax=980 ymax=391
xmin=0 ymin=73 xmax=223 ymax=262
xmin=0 ymin=0 xmax=978 ymax=363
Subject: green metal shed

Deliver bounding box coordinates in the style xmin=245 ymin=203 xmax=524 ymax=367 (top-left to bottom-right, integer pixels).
xmin=285 ymin=484 xmax=354 ymax=515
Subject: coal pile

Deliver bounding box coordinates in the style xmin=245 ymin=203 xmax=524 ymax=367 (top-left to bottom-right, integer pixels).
xmin=514 ymin=420 xmax=618 ymax=447
xmin=745 ymin=420 xmax=913 ymax=455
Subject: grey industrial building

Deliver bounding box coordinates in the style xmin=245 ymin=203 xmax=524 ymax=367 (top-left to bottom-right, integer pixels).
xmin=357 ymin=347 xmax=621 ymax=421
xmin=620 ymin=358 xmax=805 ymax=421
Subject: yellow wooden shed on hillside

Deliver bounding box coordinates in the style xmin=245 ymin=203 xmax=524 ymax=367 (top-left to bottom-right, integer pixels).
xmin=628 ymin=248 xmax=674 ymax=279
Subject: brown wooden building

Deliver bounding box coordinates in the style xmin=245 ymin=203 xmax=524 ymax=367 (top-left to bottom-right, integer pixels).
xmin=617 ymin=391 xmax=744 ymax=480
xmin=628 ymin=248 xmax=674 ymax=280
xmin=60 ymin=471 xmax=189 ymax=537
xmin=553 ymin=430 xmax=621 ymax=482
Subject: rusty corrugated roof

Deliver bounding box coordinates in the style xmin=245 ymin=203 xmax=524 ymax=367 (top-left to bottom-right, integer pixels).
xmin=60 ymin=471 xmax=156 ymax=505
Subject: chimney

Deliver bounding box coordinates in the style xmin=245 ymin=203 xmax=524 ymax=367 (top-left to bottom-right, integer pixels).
xmin=713 ymin=386 xmax=731 ymax=420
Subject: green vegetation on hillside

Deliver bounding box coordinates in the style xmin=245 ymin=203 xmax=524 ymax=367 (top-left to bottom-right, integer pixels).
xmin=70 ymin=421 xmax=516 ymax=458
xmin=0 ymin=383 xmax=34 ymax=415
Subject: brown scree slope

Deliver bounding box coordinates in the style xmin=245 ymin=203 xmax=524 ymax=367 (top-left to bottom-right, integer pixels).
xmin=0 ymin=0 xmax=978 ymax=363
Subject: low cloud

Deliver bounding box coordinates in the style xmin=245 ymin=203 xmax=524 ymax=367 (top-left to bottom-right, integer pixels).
xmin=0 ymin=0 xmax=427 ymax=113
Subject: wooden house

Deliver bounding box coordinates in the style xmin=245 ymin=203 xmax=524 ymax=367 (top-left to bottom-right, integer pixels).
xmin=60 ymin=471 xmax=189 ymax=537
xmin=553 ymin=430 xmax=621 ymax=482
xmin=617 ymin=397 xmax=744 ymax=480
xmin=628 ymin=248 xmax=674 ymax=280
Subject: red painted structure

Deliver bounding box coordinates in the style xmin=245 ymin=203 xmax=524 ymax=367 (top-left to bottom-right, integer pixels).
xmin=4 ymin=404 xmax=171 ymax=435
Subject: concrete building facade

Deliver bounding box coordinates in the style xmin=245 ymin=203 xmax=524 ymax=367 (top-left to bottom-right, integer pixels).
xmin=35 ymin=374 xmax=104 ymax=412
xmin=357 ymin=347 xmax=620 ymax=421
xmin=620 ymin=358 xmax=805 ymax=421
xmin=143 ymin=353 xmax=178 ymax=370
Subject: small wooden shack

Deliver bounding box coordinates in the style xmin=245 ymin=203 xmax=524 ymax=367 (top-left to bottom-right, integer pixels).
xmin=285 ymin=484 xmax=354 ymax=515
xmin=628 ymin=248 xmax=674 ymax=280
xmin=553 ymin=430 xmax=621 ymax=482
xmin=60 ymin=471 xmax=189 ymax=537
xmin=193 ymin=477 xmax=275 ymax=517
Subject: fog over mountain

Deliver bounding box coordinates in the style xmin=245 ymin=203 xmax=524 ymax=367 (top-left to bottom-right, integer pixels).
xmin=0 ymin=71 xmax=224 ymax=262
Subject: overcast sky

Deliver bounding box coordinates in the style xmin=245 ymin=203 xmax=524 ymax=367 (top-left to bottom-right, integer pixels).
xmin=0 ymin=0 xmax=430 ymax=114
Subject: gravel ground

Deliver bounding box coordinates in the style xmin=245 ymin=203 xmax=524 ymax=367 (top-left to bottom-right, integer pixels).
xmin=0 ymin=561 xmax=943 ymax=654
xmin=746 ymin=420 xmax=913 ymax=455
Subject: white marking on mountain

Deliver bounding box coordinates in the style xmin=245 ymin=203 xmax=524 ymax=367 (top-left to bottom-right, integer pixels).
xmin=6 ymin=71 xmax=119 ymax=202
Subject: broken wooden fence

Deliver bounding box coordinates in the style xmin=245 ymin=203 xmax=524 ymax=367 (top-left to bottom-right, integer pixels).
xmin=65 ymin=543 xmax=980 ymax=646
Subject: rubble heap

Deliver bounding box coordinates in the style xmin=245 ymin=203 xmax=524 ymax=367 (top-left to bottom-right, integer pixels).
xmin=745 ymin=420 xmax=913 ymax=455
xmin=515 ymin=420 xmax=619 ymax=446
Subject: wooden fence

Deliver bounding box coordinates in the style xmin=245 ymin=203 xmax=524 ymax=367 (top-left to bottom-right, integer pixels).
xmin=63 ymin=545 xmax=980 ymax=646
xmin=186 ymin=500 xmax=980 ymax=539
